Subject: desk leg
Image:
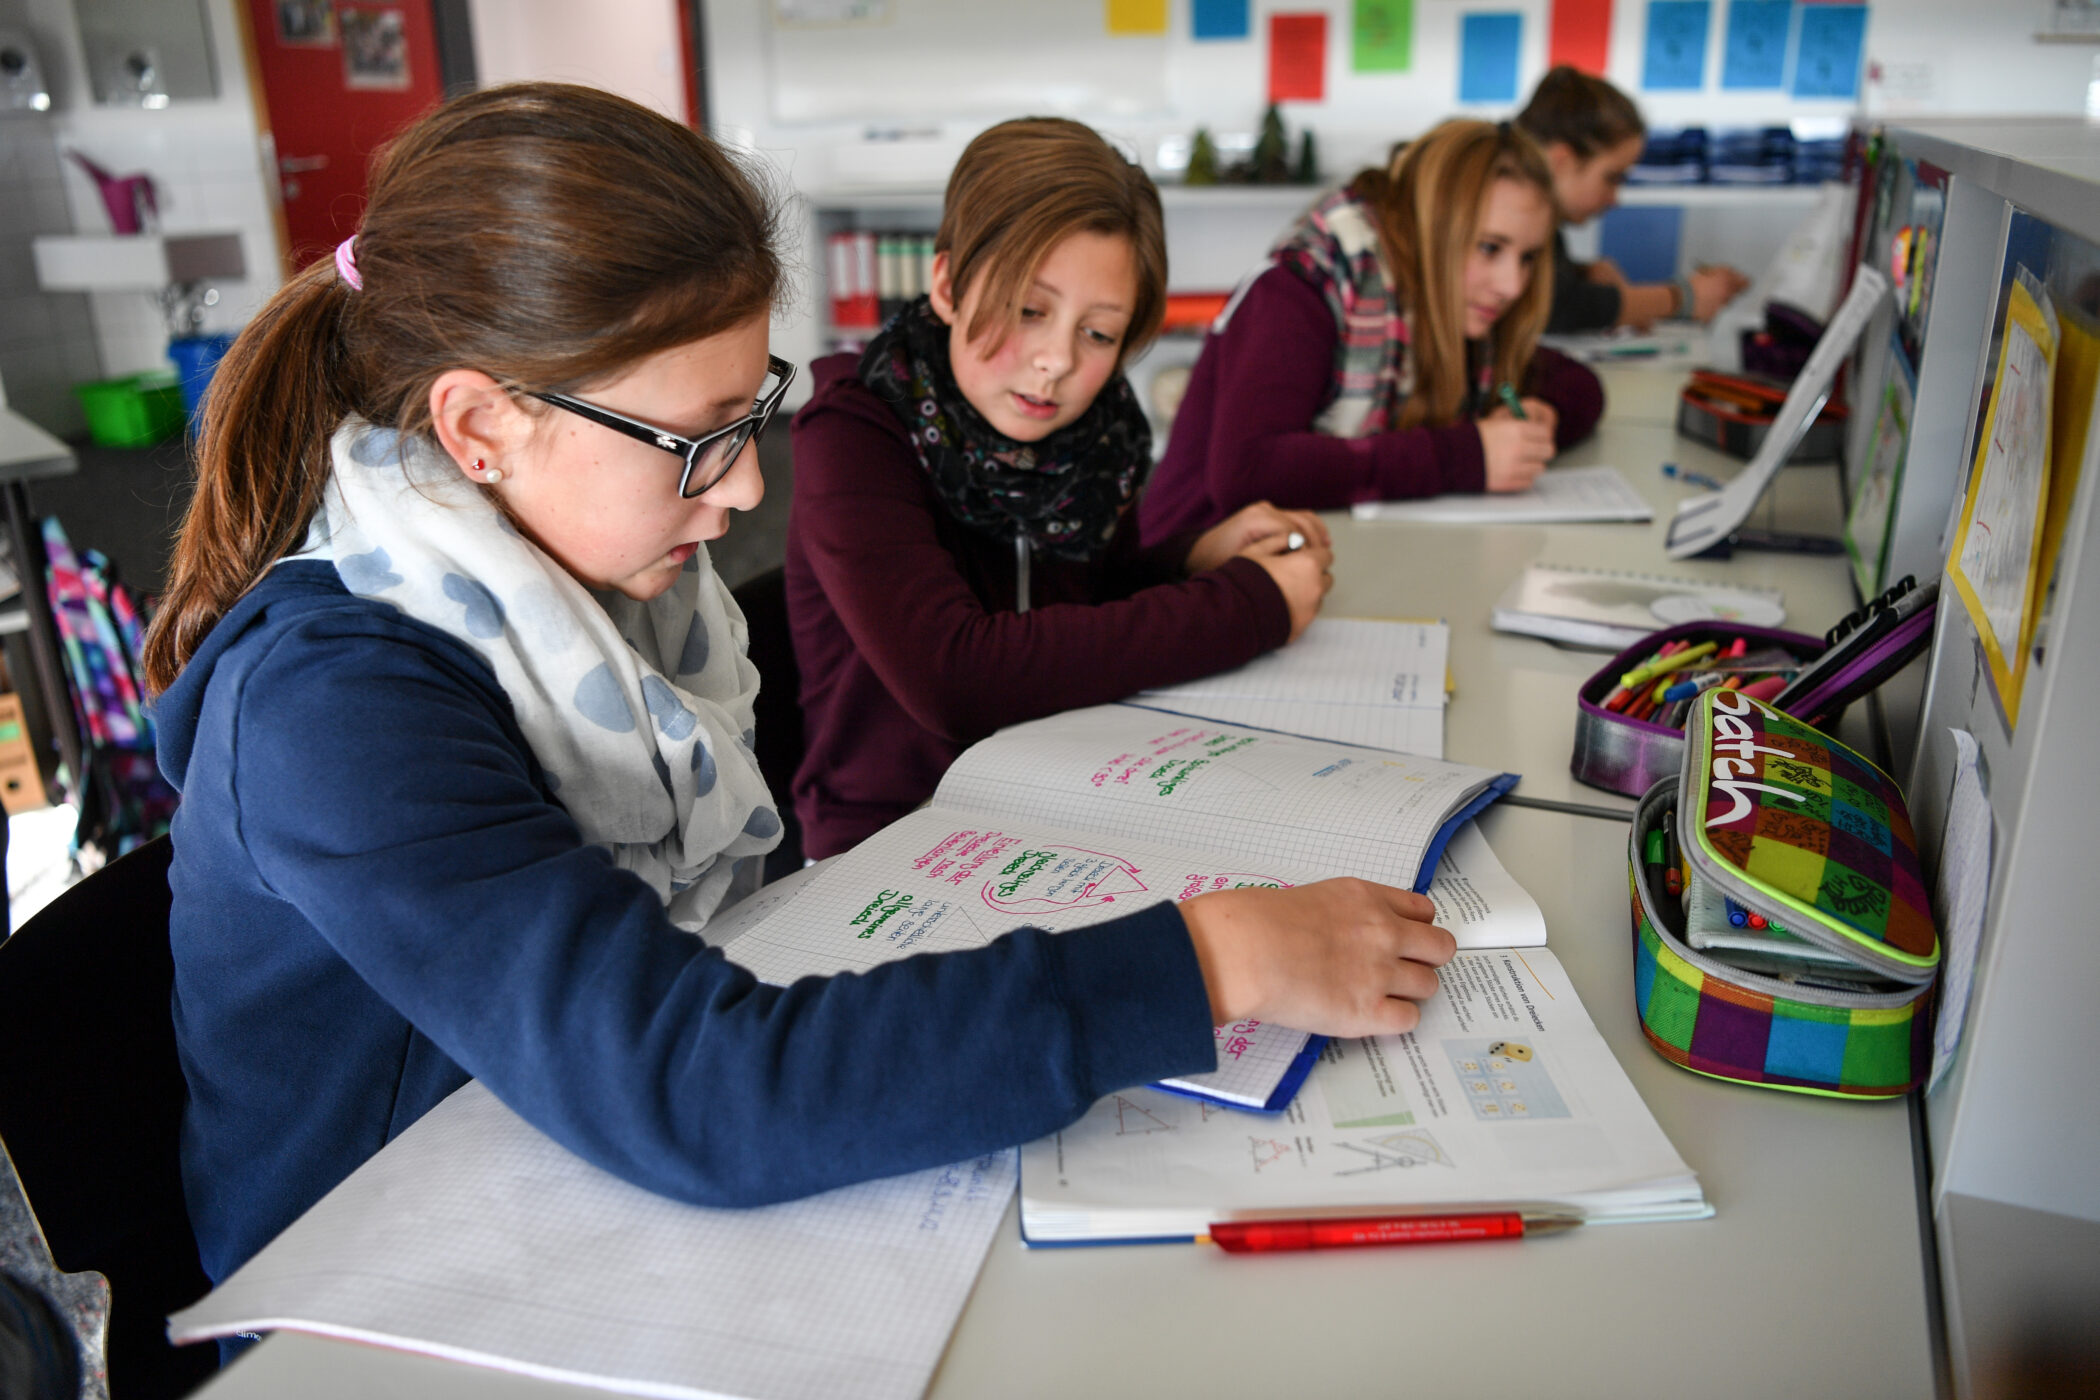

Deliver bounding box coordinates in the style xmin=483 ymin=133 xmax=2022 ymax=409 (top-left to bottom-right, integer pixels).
xmin=3 ymin=483 xmax=82 ymax=802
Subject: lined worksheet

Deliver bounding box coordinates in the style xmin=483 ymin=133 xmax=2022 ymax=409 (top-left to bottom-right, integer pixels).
xmin=172 ymin=1082 xmax=1014 ymax=1400
xmin=1350 ymin=465 xmax=1654 ymax=525
xmin=1129 ymin=618 xmax=1449 ymax=758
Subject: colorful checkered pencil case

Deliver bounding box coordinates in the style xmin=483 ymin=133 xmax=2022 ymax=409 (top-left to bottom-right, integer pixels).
xmin=1625 ymin=690 xmax=1939 ymax=1098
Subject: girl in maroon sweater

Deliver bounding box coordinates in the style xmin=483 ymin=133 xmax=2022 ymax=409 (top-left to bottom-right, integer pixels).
xmin=1141 ymin=119 xmax=1607 ymax=544
xmin=787 ymin=118 xmax=1334 ymax=859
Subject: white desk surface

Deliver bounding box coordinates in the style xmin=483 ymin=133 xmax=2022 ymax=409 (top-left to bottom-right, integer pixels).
xmin=191 ymin=367 xmax=1933 ymax=1399
xmin=1331 ymin=379 xmax=1861 ymax=813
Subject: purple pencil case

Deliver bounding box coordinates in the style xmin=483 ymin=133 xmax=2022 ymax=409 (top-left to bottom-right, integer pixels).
xmin=1571 ymin=622 xmax=1826 ymax=799
xmin=1782 ymin=596 xmax=1938 ymax=730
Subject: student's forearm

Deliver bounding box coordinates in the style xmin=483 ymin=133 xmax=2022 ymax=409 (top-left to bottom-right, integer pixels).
xmin=1617 ymin=283 xmax=1679 ymax=327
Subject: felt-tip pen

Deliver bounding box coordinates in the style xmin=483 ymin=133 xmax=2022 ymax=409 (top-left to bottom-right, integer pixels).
xmin=1203 ymin=1212 xmax=1582 ymax=1253
xmin=1496 ymin=383 xmax=1527 ymax=419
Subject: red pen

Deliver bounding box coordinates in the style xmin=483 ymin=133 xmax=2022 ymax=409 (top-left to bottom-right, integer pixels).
xmin=1202 ymin=1212 xmax=1582 ymax=1253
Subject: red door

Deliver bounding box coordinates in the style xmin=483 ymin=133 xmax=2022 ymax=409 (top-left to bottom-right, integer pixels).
xmin=243 ymin=0 xmax=447 ymax=269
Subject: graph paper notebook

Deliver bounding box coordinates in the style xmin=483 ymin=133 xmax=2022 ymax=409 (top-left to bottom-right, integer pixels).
xmin=722 ymin=705 xmax=1520 ymax=1113
xmin=1019 ymin=947 xmax=1709 ymax=1245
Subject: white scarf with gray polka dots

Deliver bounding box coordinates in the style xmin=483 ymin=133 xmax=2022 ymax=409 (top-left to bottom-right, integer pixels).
xmin=298 ymin=419 xmax=782 ymax=930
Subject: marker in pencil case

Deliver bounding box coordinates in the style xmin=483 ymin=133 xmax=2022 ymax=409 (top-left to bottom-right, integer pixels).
xmin=1725 ymin=897 xmax=1785 ymax=933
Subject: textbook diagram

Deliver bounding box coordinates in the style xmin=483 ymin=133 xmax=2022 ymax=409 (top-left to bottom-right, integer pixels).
xmin=1247 ymin=1137 xmax=1295 ymax=1172
xmin=1111 ymin=1095 xmax=1175 ymax=1136
xmin=1446 ymin=1040 xmax=1570 ymax=1120
xmin=1331 ymin=1130 xmax=1454 ymax=1175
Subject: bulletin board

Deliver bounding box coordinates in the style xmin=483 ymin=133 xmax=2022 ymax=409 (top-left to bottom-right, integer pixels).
xmin=765 ymin=0 xmax=1169 ymax=126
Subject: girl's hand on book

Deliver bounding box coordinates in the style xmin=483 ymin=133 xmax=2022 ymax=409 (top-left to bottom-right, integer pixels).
xmin=1184 ymin=501 xmax=1328 ymax=575
xmin=1239 ymin=532 xmax=1333 ymax=642
xmin=1478 ymin=412 xmax=1554 ymax=493
xmin=1178 ymin=879 xmax=1457 ymax=1037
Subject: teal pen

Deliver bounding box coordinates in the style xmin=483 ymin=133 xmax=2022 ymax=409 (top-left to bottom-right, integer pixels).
xmin=1496 ymin=383 xmax=1526 ymax=419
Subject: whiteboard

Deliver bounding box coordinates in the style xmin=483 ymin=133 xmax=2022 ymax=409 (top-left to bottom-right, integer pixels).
xmin=765 ymin=0 xmax=1168 ymax=126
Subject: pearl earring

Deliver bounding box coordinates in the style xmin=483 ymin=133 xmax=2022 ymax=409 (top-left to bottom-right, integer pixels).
xmin=474 ymin=458 xmax=504 ymax=485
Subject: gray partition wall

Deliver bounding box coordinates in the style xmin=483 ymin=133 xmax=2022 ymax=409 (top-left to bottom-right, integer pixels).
xmin=1877 ymin=119 xmax=2100 ymax=1400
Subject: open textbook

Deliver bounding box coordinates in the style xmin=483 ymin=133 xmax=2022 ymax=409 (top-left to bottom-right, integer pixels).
xmin=1128 ymin=617 xmax=1450 ymax=758
xmin=719 ymin=704 xmax=1520 ymax=1111
xmin=1019 ymin=946 xmax=1709 ymax=1244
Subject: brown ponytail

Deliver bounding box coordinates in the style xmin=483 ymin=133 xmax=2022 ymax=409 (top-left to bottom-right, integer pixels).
xmin=1350 ymin=120 xmax=1557 ymax=430
xmin=144 ymin=83 xmax=783 ymax=693
xmin=1515 ymin=65 xmax=1646 ymax=159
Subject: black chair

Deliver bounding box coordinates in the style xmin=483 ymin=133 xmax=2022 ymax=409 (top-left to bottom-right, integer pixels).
xmin=0 ymin=836 xmax=218 ymax=1398
xmin=731 ymin=566 xmax=807 ymax=882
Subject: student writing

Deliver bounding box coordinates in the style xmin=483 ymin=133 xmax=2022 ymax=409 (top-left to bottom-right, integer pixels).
xmin=1514 ymin=66 xmax=1751 ymax=334
xmin=788 ymin=117 xmax=1333 ymax=860
xmin=144 ymin=86 xmax=1453 ymax=1292
xmin=1140 ymin=119 xmax=1605 ymax=544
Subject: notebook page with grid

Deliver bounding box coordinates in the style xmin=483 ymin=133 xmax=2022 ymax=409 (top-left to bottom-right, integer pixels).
xmin=170 ymin=1080 xmax=1015 ymax=1400
xmin=930 ymin=705 xmax=1505 ymax=888
xmin=722 ymin=807 xmax=1327 ymax=1107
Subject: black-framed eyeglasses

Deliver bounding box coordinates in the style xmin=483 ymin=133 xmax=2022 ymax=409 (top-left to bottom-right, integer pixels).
xmin=529 ymin=355 xmax=796 ymax=499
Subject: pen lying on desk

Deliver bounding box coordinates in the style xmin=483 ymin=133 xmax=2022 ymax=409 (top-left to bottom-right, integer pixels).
xmin=1201 ymin=1212 xmax=1584 ymax=1253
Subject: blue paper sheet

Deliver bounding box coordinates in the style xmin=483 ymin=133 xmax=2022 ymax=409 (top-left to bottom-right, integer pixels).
xmin=1192 ymin=0 xmax=1250 ymax=40
xmin=1642 ymin=0 xmax=1711 ymax=91
xmin=1459 ymin=12 xmax=1521 ymax=104
xmin=1792 ymin=3 xmax=1866 ymax=100
xmin=1721 ymin=0 xmax=1791 ymax=89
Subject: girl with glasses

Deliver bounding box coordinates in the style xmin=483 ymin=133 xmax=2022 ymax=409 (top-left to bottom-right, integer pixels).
xmin=1139 ymin=119 xmax=1607 ymax=544
xmin=786 ymin=117 xmax=1337 ymax=862
xmin=143 ymin=87 xmax=1455 ymax=1296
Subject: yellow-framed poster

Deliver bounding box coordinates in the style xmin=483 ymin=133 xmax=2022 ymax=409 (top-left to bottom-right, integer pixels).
xmin=1946 ymin=270 xmax=2058 ymax=727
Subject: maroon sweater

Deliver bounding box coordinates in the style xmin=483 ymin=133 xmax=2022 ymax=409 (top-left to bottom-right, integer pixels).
xmin=1139 ymin=265 xmax=1607 ymax=543
xmin=786 ymin=354 xmax=1293 ymax=859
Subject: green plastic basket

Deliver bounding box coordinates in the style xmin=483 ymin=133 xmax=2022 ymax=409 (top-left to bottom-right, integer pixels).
xmin=73 ymin=370 xmax=185 ymax=448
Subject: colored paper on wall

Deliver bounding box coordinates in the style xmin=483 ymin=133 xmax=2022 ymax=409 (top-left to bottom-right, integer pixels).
xmin=1106 ymin=0 xmax=1167 ymax=34
xmin=1599 ymin=204 xmax=1683 ymax=283
xmin=1642 ymin=1 xmax=1709 ymax=90
xmin=1458 ymin=13 xmax=1521 ymax=103
xmin=1791 ymin=3 xmax=1866 ymax=99
xmin=1192 ymin=0 xmax=1251 ymax=40
xmin=1549 ymin=0 xmax=1613 ymax=75
xmin=1352 ymin=0 xmax=1412 ymax=71
xmin=1269 ymin=13 xmax=1329 ymax=102
xmin=1722 ymin=0 xmax=1791 ymax=88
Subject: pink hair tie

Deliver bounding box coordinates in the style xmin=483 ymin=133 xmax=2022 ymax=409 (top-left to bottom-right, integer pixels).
xmin=334 ymin=235 xmax=363 ymax=291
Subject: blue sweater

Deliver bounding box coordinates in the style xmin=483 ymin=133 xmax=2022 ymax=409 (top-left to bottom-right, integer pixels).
xmin=157 ymin=562 xmax=1217 ymax=1282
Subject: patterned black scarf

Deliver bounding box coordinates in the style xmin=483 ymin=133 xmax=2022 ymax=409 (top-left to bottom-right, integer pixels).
xmin=858 ymin=296 xmax=1151 ymax=562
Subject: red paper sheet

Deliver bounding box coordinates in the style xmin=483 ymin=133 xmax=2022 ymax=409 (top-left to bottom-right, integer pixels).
xmin=1268 ymin=12 xmax=1327 ymax=103
xmin=1548 ymin=0 xmax=1612 ymax=75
